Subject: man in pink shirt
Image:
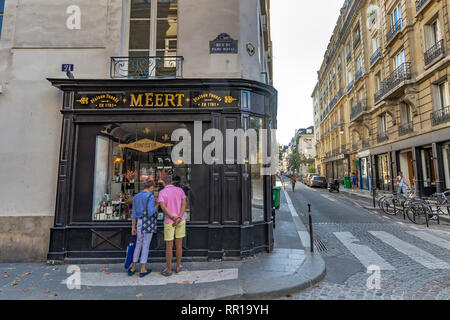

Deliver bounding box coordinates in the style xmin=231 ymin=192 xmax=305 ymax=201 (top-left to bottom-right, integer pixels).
xmin=158 ymin=175 xmax=187 ymax=276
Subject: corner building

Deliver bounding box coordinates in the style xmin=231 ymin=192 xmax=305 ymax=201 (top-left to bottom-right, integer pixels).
xmin=0 ymin=0 xmax=276 ymax=263
xmin=313 ymin=0 xmax=450 ymax=196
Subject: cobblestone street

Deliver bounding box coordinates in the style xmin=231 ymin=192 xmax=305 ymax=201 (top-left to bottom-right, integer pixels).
xmin=279 ymin=181 xmax=450 ymax=300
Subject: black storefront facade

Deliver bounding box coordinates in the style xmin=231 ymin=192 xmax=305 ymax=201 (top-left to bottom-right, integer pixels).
xmin=46 ymin=78 xmax=278 ymax=264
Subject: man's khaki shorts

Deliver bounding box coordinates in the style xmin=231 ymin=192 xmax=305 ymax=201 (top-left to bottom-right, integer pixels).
xmin=164 ymin=220 xmax=186 ymax=241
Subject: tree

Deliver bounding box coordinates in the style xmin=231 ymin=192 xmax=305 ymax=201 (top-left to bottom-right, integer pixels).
xmin=307 ymin=164 xmax=316 ymax=174
xmin=287 ymin=152 xmax=301 ymax=173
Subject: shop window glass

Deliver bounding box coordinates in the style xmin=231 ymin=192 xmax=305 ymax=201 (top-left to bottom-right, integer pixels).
xmin=421 ymin=148 xmax=436 ymax=189
xmin=377 ymin=154 xmax=391 ymax=191
xmin=84 ymin=123 xmax=192 ymax=222
xmin=250 ymin=117 xmax=265 ymax=223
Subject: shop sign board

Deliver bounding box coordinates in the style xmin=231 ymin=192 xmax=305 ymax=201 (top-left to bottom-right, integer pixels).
xmin=74 ymin=90 xmax=240 ymax=109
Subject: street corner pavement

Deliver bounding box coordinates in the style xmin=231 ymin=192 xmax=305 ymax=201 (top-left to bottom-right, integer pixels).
xmin=0 ymin=183 xmax=325 ymax=300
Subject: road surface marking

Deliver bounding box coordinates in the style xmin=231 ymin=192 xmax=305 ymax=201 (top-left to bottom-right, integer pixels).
xmin=62 ymin=268 xmax=239 ymax=287
xmin=283 ymin=189 xmax=299 ymax=217
xmin=333 ymin=232 xmax=395 ymax=270
xmin=406 ymin=231 xmax=450 ymax=251
xmin=298 ymin=231 xmax=311 ymax=248
xmin=369 ymin=231 xmax=450 ymax=269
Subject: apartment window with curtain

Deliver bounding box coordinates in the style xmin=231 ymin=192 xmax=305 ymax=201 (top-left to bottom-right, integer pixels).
xmin=378 ymin=113 xmax=387 ymax=135
xmin=375 ymin=72 xmax=381 ymax=91
xmin=394 ymin=49 xmax=405 ymax=73
xmin=372 ymin=35 xmax=380 ymax=54
xmin=0 ymin=0 xmax=4 ymax=39
xmin=128 ymin=0 xmax=178 ymax=76
xmin=424 ymin=18 xmax=441 ymax=50
xmin=432 ymin=81 xmax=449 ymax=111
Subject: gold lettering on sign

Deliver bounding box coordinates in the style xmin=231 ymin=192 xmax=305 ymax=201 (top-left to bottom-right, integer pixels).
xmin=145 ymin=93 xmax=154 ymax=107
xmin=130 ymin=94 xmax=143 ymax=107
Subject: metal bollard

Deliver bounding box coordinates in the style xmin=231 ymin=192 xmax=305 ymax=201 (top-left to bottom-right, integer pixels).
xmin=372 ymin=187 xmax=377 ymax=208
xmin=308 ymin=203 xmax=314 ymax=253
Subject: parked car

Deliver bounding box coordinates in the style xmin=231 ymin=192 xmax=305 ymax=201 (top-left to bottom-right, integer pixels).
xmin=307 ymin=175 xmax=318 ymax=186
xmin=310 ymin=176 xmax=327 ymax=188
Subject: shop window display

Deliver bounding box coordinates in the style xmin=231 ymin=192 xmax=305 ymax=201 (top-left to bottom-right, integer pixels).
xmin=91 ymin=123 xmax=191 ymax=222
xmin=250 ymin=117 xmax=265 ymax=222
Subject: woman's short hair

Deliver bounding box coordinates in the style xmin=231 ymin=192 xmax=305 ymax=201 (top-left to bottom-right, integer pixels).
xmin=143 ymin=180 xmax=155 ymax=189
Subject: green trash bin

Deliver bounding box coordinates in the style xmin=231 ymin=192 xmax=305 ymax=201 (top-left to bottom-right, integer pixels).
xmin=273 ymin=186 xmax=281 ymax=209
xmin=344 ymin=176 xmax=351 ymax=189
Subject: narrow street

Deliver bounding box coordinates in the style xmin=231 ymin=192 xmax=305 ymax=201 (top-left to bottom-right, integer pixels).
xmin=280 ymin=179 xmax=450 ymax=300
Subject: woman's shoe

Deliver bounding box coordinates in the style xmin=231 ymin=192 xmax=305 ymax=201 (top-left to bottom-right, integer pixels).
xmin=127 ymin=268 xmax=136 ymax=276
xmin=139 ymin=269 xmax=152 ymax=278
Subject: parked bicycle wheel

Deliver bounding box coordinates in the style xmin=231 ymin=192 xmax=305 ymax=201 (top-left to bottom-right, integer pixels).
xmin=405 ymin=202 xmax=432 ymax=225
xmin=382 ymin=198 xmax=396 ymax=215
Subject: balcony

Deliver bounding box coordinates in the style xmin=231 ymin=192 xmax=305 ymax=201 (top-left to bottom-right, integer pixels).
xmin=386 ymin=19 xmax=402 ymax=45
xmin=431 ymin=106 xmax=450 ymax=126
xmin=375 ymin=63 xmax=412 ymax=102
xmin=399 ymin=121 xmax=414 ymax=135
xmin=110 ymin=56 xmax=184 ymax=79
xmin=370 ymin=48 xmax=381 ymax=66
xmin=377 ymin=130 xmax=389 ymax=143
xmin=350 ymin=101 xmax=369 ymax=121
xmin=416 ymin=0 xmax=429 ymax=13
xmin=424 ymin=40 xmax=445 ymax=66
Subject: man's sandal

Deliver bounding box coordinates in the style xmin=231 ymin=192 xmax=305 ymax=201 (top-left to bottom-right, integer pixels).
xmin=161 ymin=268 xmax=172 ymax=277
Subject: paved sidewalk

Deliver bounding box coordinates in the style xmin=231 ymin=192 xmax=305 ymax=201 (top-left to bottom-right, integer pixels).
xmin=0 ymin=184 xmax=325 ymax=300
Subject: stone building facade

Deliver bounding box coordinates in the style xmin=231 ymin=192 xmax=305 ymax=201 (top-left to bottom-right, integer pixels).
xmin=313 ymin=0 xmax=450 ymax=195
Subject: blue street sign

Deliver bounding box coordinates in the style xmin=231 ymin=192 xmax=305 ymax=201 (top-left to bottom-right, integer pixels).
xmin=62 ymin=64 xmax=74 ymax=72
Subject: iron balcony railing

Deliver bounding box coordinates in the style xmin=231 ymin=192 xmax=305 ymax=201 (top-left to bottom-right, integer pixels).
xmin=377 ymin=130 xmax=389 ymax=143
xmin=399 ymin=121 xmax=414 ymax=136
xmin=350 ymin=101 xmax=369 ymax=121
xmin=370 ymin=47 xmax=381 ymax=65
xmin=424 ymin=39 xmax=445 ymax=66
xmin=416 ymin=0 xmax=428 ymax=12
xmin=110 ymin=56 xmax=184 ymax=79
xmin=362 ymin=140 xmax=370 ymax=148
xmin=374 ymin=62 xmax=412 ymax=102
xmin=431 ymin=105 xmax=450 ymax=126
xmin=386 ymin=19 xmax=402 ymax=44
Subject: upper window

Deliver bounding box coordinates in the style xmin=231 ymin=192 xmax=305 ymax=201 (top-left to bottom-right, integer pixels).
xmin=392 ymin=4 xmax=402 ymax=28
xmin=424 ymin=18 xmax=442 ymax=50
xmin=432 ymin=81 xmax=449 ymax=111
xmin=129 ymin=0 xmax=178 ymax=57
xmin=0 ymin=0 xmax=5 ymax=39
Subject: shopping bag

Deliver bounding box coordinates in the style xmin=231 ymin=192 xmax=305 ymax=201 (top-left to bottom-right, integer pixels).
xmin=124 ymin=235 xmax=137 ymax=270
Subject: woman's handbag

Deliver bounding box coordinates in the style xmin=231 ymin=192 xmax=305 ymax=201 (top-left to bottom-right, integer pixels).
xmin=124 ymin=235 xmax=137 ymax=270
xmin=142 ymin=193 xmax=157 ymax=234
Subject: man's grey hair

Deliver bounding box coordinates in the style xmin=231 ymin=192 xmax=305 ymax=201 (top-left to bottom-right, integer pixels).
xmin=163 ymin=175 xmax=173 ymax=184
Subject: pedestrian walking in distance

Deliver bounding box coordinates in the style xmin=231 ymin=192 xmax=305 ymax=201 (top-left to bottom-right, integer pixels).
xmin=128 ymin=180 xmax=158 ymax=278
xmin=290 ymin=173 xmax=297 ymax=192
xmin=158 ymin=175 xmax=187 ymax=276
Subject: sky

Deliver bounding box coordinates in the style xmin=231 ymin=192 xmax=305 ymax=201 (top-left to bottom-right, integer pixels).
xmin=271 ymin=0 xmax=344 ymax=146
